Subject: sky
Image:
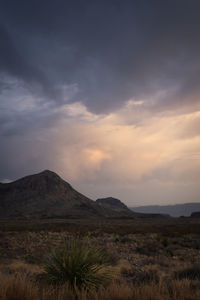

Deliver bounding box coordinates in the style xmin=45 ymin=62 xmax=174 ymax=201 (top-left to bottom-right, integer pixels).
xmin=0 ymin=0 xmax=200 ymax=206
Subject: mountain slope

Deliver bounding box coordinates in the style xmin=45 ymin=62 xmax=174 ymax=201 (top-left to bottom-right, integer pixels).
xmin=0 ymin=170 xmax=110 ymax=219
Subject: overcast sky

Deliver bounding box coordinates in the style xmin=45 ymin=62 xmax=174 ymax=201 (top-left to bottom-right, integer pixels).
xmin=0 ymin=0 xmax=200 ymax=206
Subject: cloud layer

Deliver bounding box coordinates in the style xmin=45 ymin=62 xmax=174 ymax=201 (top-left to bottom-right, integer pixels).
xmin=0 ymin=1 xmax=200 ymax=205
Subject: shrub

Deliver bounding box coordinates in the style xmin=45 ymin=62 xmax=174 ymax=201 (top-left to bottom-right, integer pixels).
xmin=24 ymin=254 xmax=35 ymax=264
xmin=43 ymin=238 xmax=112 ymax=290
xmin=115 ymin=236 xmax=131 ymax=244
xmin=161 ymin=238 xmax=169 ymax=247
xmin=166 ymin=249 xmax=173 ymax=257
xmin=174 ymin=265 xmax=200 ymax=280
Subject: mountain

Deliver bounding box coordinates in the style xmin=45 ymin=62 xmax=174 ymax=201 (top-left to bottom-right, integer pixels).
xmin=0 ymin=170 xmax=110 ymax=219
xmin=0 ymin=170 xmax=139 ymax=219
xmin=96 ymin=197 xmax=169 ymax=218
xmin=130 ymin=203 xmax=200 ymax=217
xmin=96 ymin=197 xmax=134 ymax=216
xmin=0 ymin=170 xmax=171 ymax=219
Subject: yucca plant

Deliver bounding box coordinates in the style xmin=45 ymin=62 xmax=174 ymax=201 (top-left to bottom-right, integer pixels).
xmin=43 ymin=238 xmax=112 ymax=290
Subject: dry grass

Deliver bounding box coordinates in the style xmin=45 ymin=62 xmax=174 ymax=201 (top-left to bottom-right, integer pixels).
xmin=0 ymin=274 xmax=200 ymax=300
xmin=1 ymin=219 xmax=200 ymax=299
xmin=5 ymin=260 xmax=42 ymax=275
xmin=0 ymin=274 xmax=38 ymax=300
xmin=115 ymin=259 xmax=132 ymax=275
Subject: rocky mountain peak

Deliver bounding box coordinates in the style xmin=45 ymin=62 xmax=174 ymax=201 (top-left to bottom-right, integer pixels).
xmin=8 ymin=170 xmax=72 ymax=191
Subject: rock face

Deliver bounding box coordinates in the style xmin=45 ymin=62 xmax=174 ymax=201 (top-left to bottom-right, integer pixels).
xmin=0 ymin=170 xmax=111 ymax=219
xmin=191 ymin=212 xmax=200 ymax=218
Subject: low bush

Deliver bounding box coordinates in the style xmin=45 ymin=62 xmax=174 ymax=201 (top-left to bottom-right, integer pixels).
xmin=43 ymin=238 xmax=112 ymax=290
xmin=161 ymin=238 xmax=169 ymax=247
xmin=174 ymin=265 xmax=200 ymax=280
xmin=24 ymin=254 xmax=35 ymax=264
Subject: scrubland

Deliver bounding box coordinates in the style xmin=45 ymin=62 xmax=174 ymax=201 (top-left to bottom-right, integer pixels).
xmin=0 ymin=218 xmax=200 ymax=300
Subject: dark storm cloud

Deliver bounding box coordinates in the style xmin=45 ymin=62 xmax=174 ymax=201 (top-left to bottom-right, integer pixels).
xmin=1 ymin=0 xmax=200 ymax=205
xmin=0 ymin=23 xmax=51 ymax=98
xmin=1 ymin=0 xmax=200 ymax=113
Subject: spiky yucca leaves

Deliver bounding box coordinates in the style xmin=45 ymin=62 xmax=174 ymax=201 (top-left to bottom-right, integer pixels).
xmin=44 ymin=238 xmax=112 ymax=290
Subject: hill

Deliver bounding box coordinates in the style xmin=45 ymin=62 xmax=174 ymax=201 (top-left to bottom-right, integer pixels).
xmin=191 ymin=211 xmax=200 ymax=218
xmin=96 ymin=197 xmax=169 ymax=219
xmin=96 ymin=197 xmax=134 ymax=217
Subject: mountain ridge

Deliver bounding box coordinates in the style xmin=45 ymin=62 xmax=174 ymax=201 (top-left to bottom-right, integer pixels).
xmin=0 ymin=170 xmax=136 ymax=219
xmin=0 ymin=170 xmax=104 ymax=219
xmin=0 ymin=170 xmax=171 ymax=219
xmin=130 ymin=203 xmax=200 ymax=217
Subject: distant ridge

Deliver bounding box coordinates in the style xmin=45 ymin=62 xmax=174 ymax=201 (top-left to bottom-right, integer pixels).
xmin=130 ymin=203 xmax=200 ymax=217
